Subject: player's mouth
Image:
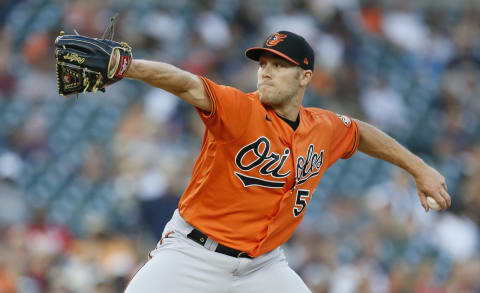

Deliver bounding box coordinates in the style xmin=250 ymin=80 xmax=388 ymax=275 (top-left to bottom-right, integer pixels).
xmin=258 ymin=82 xmax=274 ymax=87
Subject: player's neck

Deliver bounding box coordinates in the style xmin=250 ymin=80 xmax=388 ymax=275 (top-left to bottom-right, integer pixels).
xmin=272 ymin=92 xmax=303 ymax=121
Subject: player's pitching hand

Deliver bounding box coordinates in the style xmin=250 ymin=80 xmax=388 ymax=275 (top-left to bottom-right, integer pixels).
xmin=413 ymin=162 xmax=451 ymax=212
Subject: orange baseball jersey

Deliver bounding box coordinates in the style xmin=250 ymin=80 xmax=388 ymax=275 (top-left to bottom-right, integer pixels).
xmin=178 ymin=77 xmax=359 ymax=257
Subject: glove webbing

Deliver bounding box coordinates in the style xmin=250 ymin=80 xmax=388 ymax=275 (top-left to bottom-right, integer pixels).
xmin=101 ymin=13 xmax=119 ymax=40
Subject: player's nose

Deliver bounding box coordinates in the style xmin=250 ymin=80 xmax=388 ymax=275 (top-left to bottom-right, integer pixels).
xmin=260 ymin=64 xmax=273 ymax=79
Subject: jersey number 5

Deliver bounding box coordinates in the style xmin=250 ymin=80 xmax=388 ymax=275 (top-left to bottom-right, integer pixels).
xmin=293 ymin=189 xmax=310 ymax=217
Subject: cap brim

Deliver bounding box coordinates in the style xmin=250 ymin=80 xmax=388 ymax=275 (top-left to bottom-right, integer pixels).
xmin=245 ymin=47 xmax=299 ymax=66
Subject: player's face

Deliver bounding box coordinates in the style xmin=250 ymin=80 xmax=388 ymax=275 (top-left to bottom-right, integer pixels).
xmin=257 ymin=54 xmax=301 ymax=107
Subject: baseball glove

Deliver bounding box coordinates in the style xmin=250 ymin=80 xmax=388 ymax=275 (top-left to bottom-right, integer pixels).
xmin=54 ymin=14 xmax=132 ymax=96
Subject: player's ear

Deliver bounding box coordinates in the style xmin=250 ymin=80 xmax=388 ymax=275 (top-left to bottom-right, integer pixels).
xmin=299 ymin=69 xmax=312 ymax=87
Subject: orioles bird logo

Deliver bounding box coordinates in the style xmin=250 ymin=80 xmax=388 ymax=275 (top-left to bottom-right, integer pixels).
xmin=266 ymin=33 xmax=287 ymax=46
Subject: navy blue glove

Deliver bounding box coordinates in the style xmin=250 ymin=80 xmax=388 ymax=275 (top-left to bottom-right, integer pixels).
xmin=54 ymin=15 xmax=132 ymax=96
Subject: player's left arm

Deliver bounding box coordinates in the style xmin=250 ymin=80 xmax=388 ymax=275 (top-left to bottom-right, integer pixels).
xmin=354 ymin=119 xmax=451 ymax=212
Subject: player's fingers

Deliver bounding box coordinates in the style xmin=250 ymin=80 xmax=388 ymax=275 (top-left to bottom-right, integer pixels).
xmin=418 ymin=191 xmax=429 ymax=212
xmin=440 ymin=187 xmax=451 ymax=209
xmin=442 ymin=182 xmax=448 ymax=192
xmin=431 ymin=191 xmax=447 ymax=211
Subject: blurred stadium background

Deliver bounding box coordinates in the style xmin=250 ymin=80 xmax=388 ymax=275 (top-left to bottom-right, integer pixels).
xmin=0 ymin=0 xmax=479 ymax=292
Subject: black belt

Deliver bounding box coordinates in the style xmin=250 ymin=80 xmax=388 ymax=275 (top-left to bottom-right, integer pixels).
xmin=187 ymin=228 xmax=252 ymax=259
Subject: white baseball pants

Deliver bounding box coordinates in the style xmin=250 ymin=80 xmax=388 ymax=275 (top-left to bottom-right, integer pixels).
xmin=124 ymin=209 xmax=311 ymax=293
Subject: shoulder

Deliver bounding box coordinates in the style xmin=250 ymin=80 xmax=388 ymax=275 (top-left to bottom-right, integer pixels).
xmin=303 ymin=107 xmax=353 ymax=128
xmin=303 ymin=107 xmax=335 ymax=122
xmin=247 ymin=91 xmax=259 ymax=102
xmin=200 ymin=77 xmax=247 ymax=95
xmin=200 ymin=77 xmax=259 ymax=101
xmin=304 ymin=107 xmax=332 ymax=116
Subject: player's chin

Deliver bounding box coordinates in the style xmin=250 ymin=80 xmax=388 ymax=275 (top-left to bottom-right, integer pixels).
xmin=259 ymin=94 xmax=272 ymax=106
xmin=259 ymin=90 xmax=275 ymax=105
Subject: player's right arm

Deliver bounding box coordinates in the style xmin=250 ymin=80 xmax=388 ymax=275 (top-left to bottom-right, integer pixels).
xmin=125 ymin=59 xmax=210 ymax=111
xmin=354 ymin=119 xmax=451 ymax=212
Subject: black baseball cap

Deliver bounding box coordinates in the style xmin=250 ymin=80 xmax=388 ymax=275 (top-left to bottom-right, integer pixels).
xmin=245 ymin=31 xmax=314 ymax=71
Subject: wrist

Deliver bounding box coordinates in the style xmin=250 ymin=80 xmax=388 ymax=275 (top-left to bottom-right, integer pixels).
xmin=407 ymin=157 xmax=426 ymax=179
xmin=125 ymin=59 xmax=138 ymax=79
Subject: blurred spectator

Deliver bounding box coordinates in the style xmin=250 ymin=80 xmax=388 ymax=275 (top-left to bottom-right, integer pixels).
xmin=0 ymin=257 xmax=16 ymax=293
xmin=0 ymin=26 xmax=16 ymax=98
xmin=431 ymin=212 xmax=478 ymax=262
xmin=8 ymin=109 xmax=48 ymax=164
xmin=446 ymin=259 xmax=480 ymax=293
xmin=382 ymin=2 xmax=429 ymax=54
xmin=461 ymin=143 xmax=480 ymax=225
xmin=360 ymin=0 xmax=383 ymax=36
xmin=360 ymin=76 xmax=408 ymax=134
xmin=138 ymin=170 xmax=179 ymax=239
xmin=195 ymin=1 xmax=231 ymax=51
xmin=81 ymin=144 xmax=109 ymax=183
xmin=263 ymin=0 xmax=317 ymax=41
xmin=17 ymin=32 xmax=57 ymax=100
xmin=26 ymin=208 xmax=72 ymax=257
xmin=63 ymin=0 xmax=109 ymax=36
xmin=365 ymin=168 xmax=427 ymax=225
xmin=0 ymin=151 xmax=26 ymax=228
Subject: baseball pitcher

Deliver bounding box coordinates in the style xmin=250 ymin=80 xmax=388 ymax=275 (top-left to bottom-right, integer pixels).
xmin=55 ymin=26 xmax=451 ymax=292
